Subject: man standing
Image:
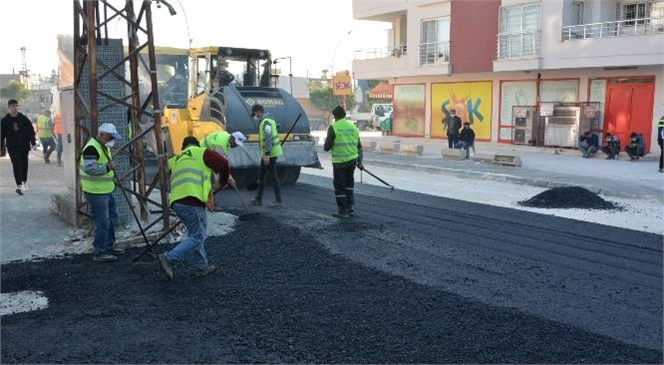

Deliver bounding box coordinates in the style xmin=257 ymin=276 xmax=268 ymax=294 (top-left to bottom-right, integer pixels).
xmin=1 ymin=99 xmax=37 ymax=195
xmin=444 ymin=109 xmax=462 ymax=149
xmin=202 ymin=130 xmax=246 ymax=156
xmin=324 ymin=106 xmax=364 ymax=218
xmin=54 ymin=112 xmax=63 ymax=166
xmin=249 ymin=104 xmax=283 ymax=208
xmin=658 ymin=114 xmax=663 ymax=173
xmin=80 ymin=123 xmax=124 ymax=262
xmin=578 ymin=131 xmax=599 ymax=158
xmin=157 ymin=136 xmax=233 ymax=280
xmin=36 ymin=110 xmax=56 ymax=164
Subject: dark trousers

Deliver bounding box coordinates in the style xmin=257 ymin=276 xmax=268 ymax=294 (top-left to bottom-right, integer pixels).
xmin=447 ymin=133 xmax=459 ymax=149
xmin=56 ymin=134 xmax=63 ymax=163
xmin=659 ymin=139 xmax=663 ymax=169
xmin=8 ymin=150 xmax=29 ymax=185
xmin=333 ymin=164 xmax=356 ymax=213
xmin=41 ymin=137 xmax=56 ymax=161
xmin=256 ymin=157 xmax=282 ymax=202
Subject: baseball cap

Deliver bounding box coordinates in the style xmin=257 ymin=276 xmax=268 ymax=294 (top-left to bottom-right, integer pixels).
xmin=98 ymin=123 xmax=123 ymax=140
xmin=231 ymin=131 xmax=246 ymax=147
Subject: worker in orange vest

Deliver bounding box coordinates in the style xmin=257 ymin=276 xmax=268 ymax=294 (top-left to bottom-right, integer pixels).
xmin=53 ymin=113 xmax=63 ymax=166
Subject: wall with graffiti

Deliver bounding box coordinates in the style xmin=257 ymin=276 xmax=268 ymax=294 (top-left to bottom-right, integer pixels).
xmin=393 ymin=84 xmax=426 ymax=137
xmin=431 ymin=81 xmax=492 ymax=141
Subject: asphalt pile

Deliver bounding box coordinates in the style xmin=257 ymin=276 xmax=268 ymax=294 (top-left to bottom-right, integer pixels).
xmin=518 ymin=186 xmax=620 ymax=210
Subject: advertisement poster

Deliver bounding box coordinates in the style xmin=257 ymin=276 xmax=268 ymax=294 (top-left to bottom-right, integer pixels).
xmin=393 ymin=84 xmax=426 ymax=136
xmin=499 ymin=81 xmax=536 ymax=141
xmin=431 ymin=81 xmax=492 ymax=140
xmin=539 ymin=79 xmax=579 ymax=102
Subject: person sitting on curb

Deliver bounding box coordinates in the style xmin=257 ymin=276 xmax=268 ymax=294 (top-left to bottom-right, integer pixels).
xmin=454 ymin=122 xmax=475 ymax=160
xmin=578 ymin=131 xmax=599 ymax=158
xmin=600 ymin=132 xmax=620 ymax=160
xmin=625 ymin=132 xmax=645 ymax=161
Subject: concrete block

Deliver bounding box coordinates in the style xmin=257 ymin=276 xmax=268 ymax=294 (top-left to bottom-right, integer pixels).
xmin=362 ymin=140 xmax=377 ymax=151
xmin=492 ymin=154 xmax=522 ymax=167
xmin=380 ymin=142 xmax=400 ymax=154
xmin=441 ymin=147 xmax=463 ymax=160
xmin=401 ymin=144 xmax=424 ymax=156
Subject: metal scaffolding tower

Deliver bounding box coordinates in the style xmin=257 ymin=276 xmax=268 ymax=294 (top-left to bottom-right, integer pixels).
xmin=73 ymin=0 xmax=171 ymax=234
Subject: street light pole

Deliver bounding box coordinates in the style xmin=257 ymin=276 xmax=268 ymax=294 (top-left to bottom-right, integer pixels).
xmin=331 ymin=30 xmax=352 ymax=75
xmin=273 ymin=56 xmax=292 ymax=95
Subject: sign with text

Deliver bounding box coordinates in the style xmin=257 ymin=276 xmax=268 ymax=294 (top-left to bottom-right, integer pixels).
xmin=431 ymin=81 xmax=493 ymax=141
xmin=332 ymin=75 xmax=353 ymax=96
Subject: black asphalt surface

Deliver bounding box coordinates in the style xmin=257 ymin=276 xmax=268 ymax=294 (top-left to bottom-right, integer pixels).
xmin=1 ymin=176 xmax=662 ymax=364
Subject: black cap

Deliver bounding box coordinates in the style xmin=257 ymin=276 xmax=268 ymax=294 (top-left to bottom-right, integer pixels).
xmin=181 ymin=136 xmax=200 ymax=150
xmin=331 ymin=105 xmax=346 ymax=119
xmin=251 ymin=104 xmax=264 ymax=117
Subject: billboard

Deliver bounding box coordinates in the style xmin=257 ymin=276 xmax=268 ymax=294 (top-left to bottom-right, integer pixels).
xmin=431 ymin=81 xmax=492 ymax=140
xmin=393 ymin=84 xmax=426 ymax=136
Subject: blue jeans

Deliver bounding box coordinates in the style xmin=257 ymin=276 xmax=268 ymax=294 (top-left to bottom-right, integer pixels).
xmin=165 ymin=202 xmax=208 ymax=270
xmin=85 ymin=192 xmax=118 ymax=255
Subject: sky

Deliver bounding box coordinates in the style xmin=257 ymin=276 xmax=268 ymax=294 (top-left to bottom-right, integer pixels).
xmin=0 ymin=0 xmax=391 ymax=79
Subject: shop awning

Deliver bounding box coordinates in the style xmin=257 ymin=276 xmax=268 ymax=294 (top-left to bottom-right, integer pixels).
xmin=368 ymin=82 xmax=393 ymax=99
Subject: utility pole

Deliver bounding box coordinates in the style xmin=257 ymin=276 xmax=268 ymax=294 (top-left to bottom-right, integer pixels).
xmin=19 ymin=46 xmax=30 ymax=83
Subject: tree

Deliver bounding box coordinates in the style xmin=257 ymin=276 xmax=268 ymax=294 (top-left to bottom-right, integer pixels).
xmin=0 ymin=81 xmax=31 ymax=114
xmin=309 ymin=83 xmax=356 ymax=121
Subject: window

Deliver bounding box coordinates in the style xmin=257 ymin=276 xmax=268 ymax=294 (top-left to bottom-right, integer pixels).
xmin=622 ymin=2 xmax=648 ymax=25
xmin=419 ymin=18 xmax=450 ymax=65
xmin=570 ymin=1 xmax=584 ymax=25
xmin=498 ymin=3 xmax=541 ymax=59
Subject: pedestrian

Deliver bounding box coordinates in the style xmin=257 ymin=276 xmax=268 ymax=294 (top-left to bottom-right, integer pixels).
xmin=201 ymin=130 xmax=246 ymax=156
xmin=157 ymin=136 xmax=233 ymax=280
xmin=658 ymin=114 xmax=663 ymax=173
xmin=80 ymin=123 xmax=125 ymax=262
xmin=249 ymin=104 xmax=283 ymax=208
xmin=455 ymin=122 xmax=475 ymax=159
xmin=444 ymin=109 xmax=462 ymax=149
xmin=0 ymin=99 xmax=37 ymax=195
xmin=323 ymin=105 xmax=364 ymax=218
xmin=36 ymin=110 xmax=56 ymax=164
xmin=578 ymin=131 xmax=599 ymax=158
xmin=54 ymin=112 xmax=63 ymax=166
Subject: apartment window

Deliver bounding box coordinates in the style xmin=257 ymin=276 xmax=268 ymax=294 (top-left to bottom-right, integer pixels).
xmin=622 ymin=2 xmax=648 ymax=25
xmin=570 ymin=1 xmax=584 ymax=25
xmin=419 ymin=18 xmax=450 ymax=65
xmin=498 ymin=3 xmax=540 ymax=59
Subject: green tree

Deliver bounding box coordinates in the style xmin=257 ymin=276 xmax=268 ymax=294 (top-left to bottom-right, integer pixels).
xmin=0 ymin=81 xmax=31 ymax=114
xmin=309 ymin=83 xmax=356 ymax=120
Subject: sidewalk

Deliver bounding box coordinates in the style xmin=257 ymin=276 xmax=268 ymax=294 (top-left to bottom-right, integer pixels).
xmin=313 ymin=131 xmax=664 ymax=201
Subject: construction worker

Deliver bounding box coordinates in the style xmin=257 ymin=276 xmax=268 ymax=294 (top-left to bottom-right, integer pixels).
xmin=202 ymin=130 xmax=246 ymax=156
xmin=324 ymin=105 xmax=364 ymax=218
xmin=658 ymin=114 xmax=664 ymax=173
xmin=249 ymin=104 xmax=283 ymax=207
xmin=0 ymin=99 xmax=36 ymax=195
xmin=36 ymin=110 xmax=56 ymax=164
xmin=80 ymin=123 xmax=124 ymax=262
xmin=53 ymin=112 xmax=63 ymax=166
xmin=157 ymin=136 xmax=234 ymax=280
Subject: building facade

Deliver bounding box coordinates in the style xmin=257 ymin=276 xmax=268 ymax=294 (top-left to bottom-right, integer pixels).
xmin=352 ymin=0 xmax=664 ymax=152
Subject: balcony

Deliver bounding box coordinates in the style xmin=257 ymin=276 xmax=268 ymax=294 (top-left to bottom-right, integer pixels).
xmin=418 ymin=41 xmax=450 ymax=66
xmin=561 ymin=17 xmax=664 ymax=40
xmin=496 ymin=31 xmax=541 ymax=60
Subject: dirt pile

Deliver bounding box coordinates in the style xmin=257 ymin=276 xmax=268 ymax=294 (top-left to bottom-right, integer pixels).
xmin=518 ymin=186 xmax=619 ymax=210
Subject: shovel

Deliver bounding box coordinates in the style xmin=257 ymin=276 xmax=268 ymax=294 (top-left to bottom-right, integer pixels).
xmin=362 ymin=167 xmax=395 ymax=192
xmin=232 ymin=184 xmax=260 ymax=220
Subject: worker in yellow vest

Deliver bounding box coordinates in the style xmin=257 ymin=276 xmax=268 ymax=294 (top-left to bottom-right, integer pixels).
xmin=36 ymin=110 xmax=56 ymax=164
xmin=157 ymin=136 xmax=233 ymax=280
xmin=324 ymin=106 xmax=364 ymax=218
xmin=202 ymin=130 xmax=246 ymax=156
xmin=249 ymin=104 xmax=283 ymax=207
xmin=80 ymin=123 xmax=124 ymax=262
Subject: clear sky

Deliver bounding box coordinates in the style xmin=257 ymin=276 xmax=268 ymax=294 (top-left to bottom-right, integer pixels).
xmin=0 ymin=0 xmax=390 ymax=78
